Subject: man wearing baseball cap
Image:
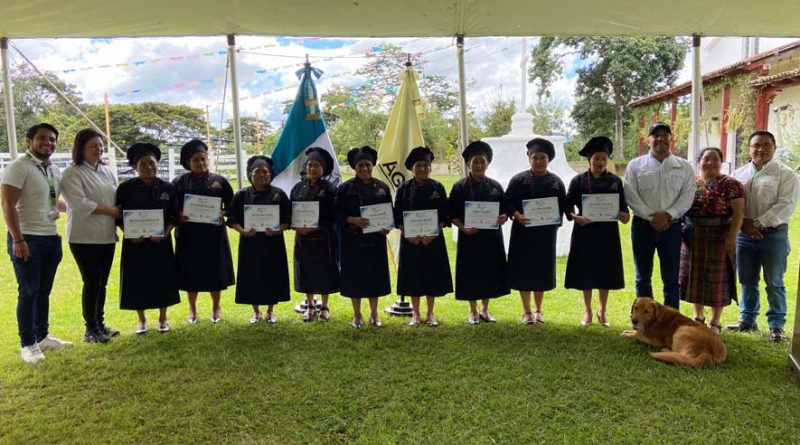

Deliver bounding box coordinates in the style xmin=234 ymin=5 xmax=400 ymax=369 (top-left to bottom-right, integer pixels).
xmin=624 ymin=122 xmax=696 ymax=308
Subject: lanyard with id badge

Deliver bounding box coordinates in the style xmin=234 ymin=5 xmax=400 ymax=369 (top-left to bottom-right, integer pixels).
xmin=26 ymin=152 xmax=59 ymax=222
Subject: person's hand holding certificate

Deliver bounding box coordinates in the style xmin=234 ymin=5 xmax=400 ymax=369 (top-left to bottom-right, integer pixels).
xmin=359 ymin=203 xmax=394 ymax=234
xmin=403 ymin=209 xmax=439 ymax=238
xmin=244 ymin=205 xmax=280 ymax=231
xmin=464 ymin=201 xmax=500 ymax=229
xmin=522 ymin=197 xmax=561 ymax=227
xmin=291 ymin=201 xmax=320 ymax=228
xmin=183 ymin=194 xmax=222 ymax=224
xmin=582 ymin=194 xmax=619 ymax=222
xmin=123 ymin=209 xmax=164 ymax=239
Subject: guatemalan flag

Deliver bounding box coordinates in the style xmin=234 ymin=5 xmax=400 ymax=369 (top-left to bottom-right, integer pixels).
xmin=271 ymin=63 xmax=341 ymax=193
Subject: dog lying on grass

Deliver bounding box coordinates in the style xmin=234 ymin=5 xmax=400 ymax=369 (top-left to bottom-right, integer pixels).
xmin=621 ymin=298 xmax=727 ymax=367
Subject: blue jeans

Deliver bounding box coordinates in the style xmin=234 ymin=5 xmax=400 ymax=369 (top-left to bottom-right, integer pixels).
xmin=7 ymin=233 xmax=63 ymax=347
xmin=737 ymin=230 xmax=791 ymax=329
xmin=631 ymin=217 xmax=682 ymax=308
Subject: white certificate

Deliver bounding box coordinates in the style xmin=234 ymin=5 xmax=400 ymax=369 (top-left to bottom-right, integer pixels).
xmin=464 ymin=201 xmax=499 ymax=230
xmin=244 ymin=205 xmax=280 ymax=231
xmin=403 ymin=209 xmax=439 ymax=238
xmin=522 ymin=197 xmax=561 ymax=227
xmin=123 ymin=209 xmax=164 ymax=239
xmin=291 ymin=201 xmax=320 ymax=228
xmin=582 ymin=194 xmax=619 ymax=222
xmin=183 ymin=194 xmax=222 ymax=225
xmin=359 ymin=203 xmax=395 ymax=234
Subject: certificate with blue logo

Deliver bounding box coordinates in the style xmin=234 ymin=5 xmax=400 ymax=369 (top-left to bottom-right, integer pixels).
xmin=244 ymin=205 xmax=280 ymax=231
xmin=123 ymin=210 xmax=164 ymax=239
xmin=291 ymin=201 xmax=320 ymax=228
xmin=183 ymin=194 xmax=222 ymax=224
xmin=360 ymin=203 xmax=394 ymax=234
xmin=403 ymin=209 xmax=439 ymax=238
xmin=522 ymin=197 xmax=561 ymax=227
xmin=464 ymin=201 xmax=499 ymax=229
xmin=582 ymin=194 xmax=619 ymax=222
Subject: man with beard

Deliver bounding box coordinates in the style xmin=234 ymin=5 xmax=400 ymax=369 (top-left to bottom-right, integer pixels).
xmin=2 ymin=123 xmax=73 ymax=363
xmin=624 ymin=122 xmax=696 ymax=309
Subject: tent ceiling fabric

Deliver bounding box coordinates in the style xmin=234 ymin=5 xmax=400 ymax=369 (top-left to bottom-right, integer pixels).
xmin=2 ymin=0 xmax=800 ymax=38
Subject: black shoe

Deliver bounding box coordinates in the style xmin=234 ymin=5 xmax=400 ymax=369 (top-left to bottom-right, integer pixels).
xmin=726 ymin=321 xmax=758 ymax=332
xmin=100 ymin=325 xmax=120 ymax=337
xmin=769 ymin=328 xmax=786 ymax=342
xmin=84 ymin=330 xmax=110 ymax=344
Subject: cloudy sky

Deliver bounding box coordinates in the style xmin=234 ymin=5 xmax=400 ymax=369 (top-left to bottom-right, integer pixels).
xmin=9 ymin=35 xmax=579 ymax=128
xmin=8 ymin=36 xmax=796 ymax=131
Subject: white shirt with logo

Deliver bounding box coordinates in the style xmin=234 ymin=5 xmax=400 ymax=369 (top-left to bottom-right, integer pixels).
xmin=732 ymin=160 xmax=799 ymax=228
xmin=624 ymin=153 xmax=697 ymax=221
xmin=60 ymin=162 xmax=118 ymax=244
xmin=1 ymin=152 xmax=62 ymax=236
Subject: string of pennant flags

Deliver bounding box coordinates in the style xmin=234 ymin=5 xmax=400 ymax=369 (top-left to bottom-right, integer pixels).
xmin=57 ymin=37 xmax=431 ymax=74
xmin=89 ymin=39 xmax=526 ymax=102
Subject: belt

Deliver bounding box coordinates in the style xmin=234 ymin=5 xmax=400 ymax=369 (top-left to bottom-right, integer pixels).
xmin=762 ymin=224 xmax=788 ymax=234
xmin=685 ymin=216 xmax=732 ymax=227
xmin=633 ymin=216 xmax=682 ymax=225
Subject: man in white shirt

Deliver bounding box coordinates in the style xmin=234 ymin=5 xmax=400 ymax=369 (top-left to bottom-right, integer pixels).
xmin=727 ymin=130 xmax=800 ymax=342
xmin=1 ymin=123 xmax=73 ymax=363
xmin=624 ymin=122 xmax=697 ymax=308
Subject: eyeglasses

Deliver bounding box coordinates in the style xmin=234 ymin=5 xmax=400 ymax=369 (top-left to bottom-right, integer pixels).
xmin=749 ymin=143 xmax=774 ymax=150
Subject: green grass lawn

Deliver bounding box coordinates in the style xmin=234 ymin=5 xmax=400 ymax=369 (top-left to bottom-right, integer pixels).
xmin=1 ymin=174 xmax=799 ymax=444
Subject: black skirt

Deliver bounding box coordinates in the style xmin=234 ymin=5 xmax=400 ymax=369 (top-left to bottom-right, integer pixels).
xmin=235 ymin=233 xmax=290 ymax=305
xmin=339 ymin=230 xmax=391 ymax=298
xmin=455 ymin=229 xmax=509 ymax=300
xmin=564 ymin=222 xmax=624 ymax=290
xmin=397 ymin=234 xmax=453 ymax=297
xmin=174 ymin=223 xmax=235 ymax=292
xmin=507 ymin=223 xmax=558 ymax=291
xmin=293 ymin=229 xmax=340 ymax=294
xmin=119 ymin=238 xmax=180 ymax=310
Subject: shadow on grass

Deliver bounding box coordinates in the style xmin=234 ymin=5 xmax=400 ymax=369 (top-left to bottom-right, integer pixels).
xmin=2 ymin=319 xmax=797 ymax=444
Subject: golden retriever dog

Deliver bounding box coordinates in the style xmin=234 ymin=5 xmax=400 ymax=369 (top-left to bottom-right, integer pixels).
xmin=620 ymin=298 xmax=726 ymax=367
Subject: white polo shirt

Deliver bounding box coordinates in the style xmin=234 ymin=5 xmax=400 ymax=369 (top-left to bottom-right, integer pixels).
xmin=60 ymin=162 xmax=118 ymax=244
xmin=732 ymin=160 xmax=799 ymax=228
xmin=624 ymin=153 xmax=697 ymax=221
xmin=1 ymin=152 xmax=62 ymax=236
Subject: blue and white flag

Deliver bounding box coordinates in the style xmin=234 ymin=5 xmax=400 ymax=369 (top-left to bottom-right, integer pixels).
xmin=271 ymin=64 xmax=340 ymax=193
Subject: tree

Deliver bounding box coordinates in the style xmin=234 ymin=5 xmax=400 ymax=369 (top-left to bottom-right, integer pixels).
xmin=222 ymin=116 xmax=274 ymax=154
xmin=527 ymin=98 xmax=572 ymax=136
xmin=43 ymin=102 xmax=207 ymax=152
xmin=0 ymin=64 xmax=84 ymax=152
xmin=529 ymin=37 xmax=688 ymax=160
xmin=482 ymin=96 xmax=516 ymax=137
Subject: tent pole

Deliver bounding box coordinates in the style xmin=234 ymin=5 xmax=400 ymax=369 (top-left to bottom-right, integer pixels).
xmin=456 ymin=35 xmax=468 ymax=177
xmin=228 ymin=34 xmax=244 ymax=189
xmin=690 ymin=34 xmax=702 ymax=169
xmin=1 ymin=38 xmax=18 ymax=159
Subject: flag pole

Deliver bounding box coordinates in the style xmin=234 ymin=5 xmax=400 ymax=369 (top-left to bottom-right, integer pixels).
xmin=1 ymin=38 xmax=18 ymax=159
xmin=456 ymin=35 xmax=468 ymax=177
xmin=227 ymin=34 xmax=245 ymax=189
xmin=384 ymin=55 xmax=416 ymax=317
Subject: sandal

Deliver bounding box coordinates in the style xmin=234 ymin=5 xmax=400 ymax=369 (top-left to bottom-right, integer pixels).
xmin=302 ymin=306 xmax=317 ymax=322
xmin=709 ymin=323 xmax=722 ymax=335
xmin=693 ymin=317 xmax=706 ymax=325
xmin=596 ymin=311 xmax=611 ymax=328
xmin=468 ymin=313 xmax=480 ymax=325
xmin=319 ymin=306 xmax=330 ymax=322
xmin=479 ymin=312 xmax=496 ymax=323
xmin=533 ymin=311 xmax=544 ymax=324
xmin=522 ymin=311 xmax=536 ymax=325
xmin=408 ymin=317 xmax=421 ymax=327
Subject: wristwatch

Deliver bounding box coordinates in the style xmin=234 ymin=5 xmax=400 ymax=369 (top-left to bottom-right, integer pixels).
xmin=753 ymin=219 xmax=763 ymax=230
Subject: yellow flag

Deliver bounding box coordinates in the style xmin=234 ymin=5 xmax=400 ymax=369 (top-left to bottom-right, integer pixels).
xmin=376 ymin=65 xmax=425 ymax=191
xmin=376 ymin=64 xmax=426 ymax=263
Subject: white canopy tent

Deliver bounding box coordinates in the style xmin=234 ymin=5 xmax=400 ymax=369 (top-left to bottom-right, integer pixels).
xmin=2 ymin=0 xmax=800 ymax=375
xmin=2 ymin=0 xmax=800 ymax=38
